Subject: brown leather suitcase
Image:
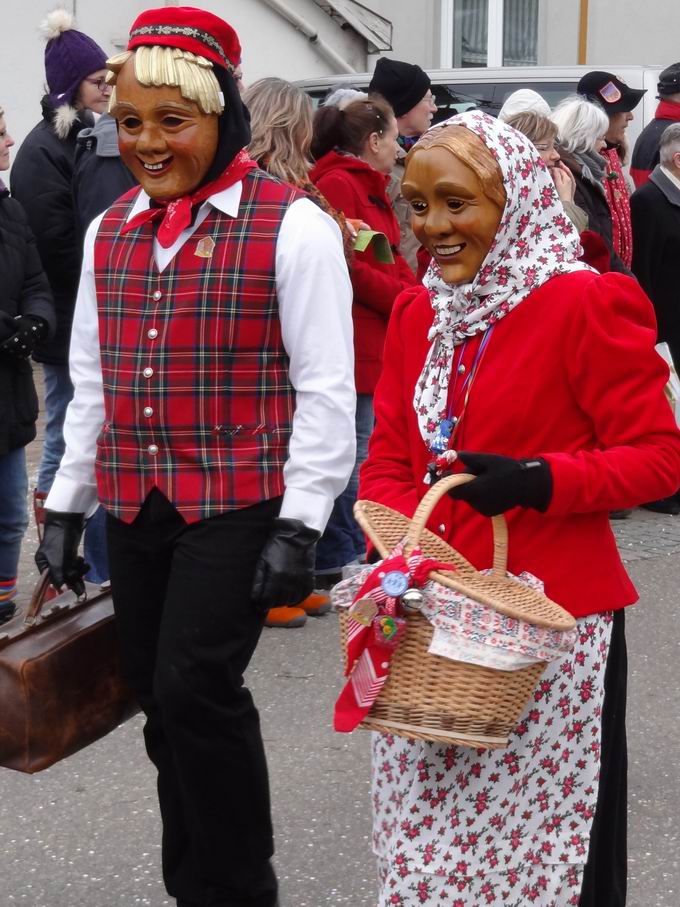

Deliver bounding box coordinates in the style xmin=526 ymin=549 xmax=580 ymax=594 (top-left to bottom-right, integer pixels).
xmin=0 ymin=572 xmax=139 ymax=773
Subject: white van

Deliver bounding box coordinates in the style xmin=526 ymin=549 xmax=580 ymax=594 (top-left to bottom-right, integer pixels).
xmin=296 ymin=65 xmax=662 ymax=150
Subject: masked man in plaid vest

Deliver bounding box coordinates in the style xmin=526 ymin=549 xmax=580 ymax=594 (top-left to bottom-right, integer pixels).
xmin=35 ymin=8 xmax=355 ymax=906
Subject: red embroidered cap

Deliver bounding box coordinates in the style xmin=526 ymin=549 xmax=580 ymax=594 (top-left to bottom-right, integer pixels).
xmin=127 ymin=6 xmax=240 ymax=72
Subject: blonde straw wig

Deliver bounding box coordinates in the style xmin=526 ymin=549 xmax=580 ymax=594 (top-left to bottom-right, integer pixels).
xmin=106 ymin=45 xmax=223 ymax=115
xmin=243 ymin=78 xmax=313 ymax=186
xmin=406 ymin=124 xmax=506 ymax=210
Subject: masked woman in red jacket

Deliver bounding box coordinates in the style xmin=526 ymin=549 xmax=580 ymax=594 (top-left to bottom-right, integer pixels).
xmin=310 ymin=98 xmax=416 ymax=581
xmin=359 ymin=111 xmax=680 ymax=906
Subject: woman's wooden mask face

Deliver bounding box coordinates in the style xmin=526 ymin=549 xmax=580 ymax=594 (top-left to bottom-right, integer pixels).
xmin=402 ymin=144 xmax=504 ymax=286
xmin=111 ymin=56 xmax=218 ymax=201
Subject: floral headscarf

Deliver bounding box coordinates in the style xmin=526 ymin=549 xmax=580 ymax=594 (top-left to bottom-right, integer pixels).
xmin=413 ymin=110 xmax=592 ymax=447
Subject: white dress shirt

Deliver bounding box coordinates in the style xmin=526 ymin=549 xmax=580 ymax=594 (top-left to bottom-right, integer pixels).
xmin=46 ymin=182 xmax=356 ymax=533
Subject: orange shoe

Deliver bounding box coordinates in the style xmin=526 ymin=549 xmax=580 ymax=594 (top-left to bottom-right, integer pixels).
xmin=264 ymin=606 xmax=307 ymax=628
xmin=298 ymin=591 xmax=331 ymax=617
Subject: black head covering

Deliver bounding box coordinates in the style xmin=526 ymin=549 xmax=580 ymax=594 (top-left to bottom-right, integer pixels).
xmin=577 ymin=70 xmax=645 ymax=115
xmin=658 ymin=63 xmax=680 ymax=98
xmin=368 ymin=57 xmax=431 ymax=118
xmin=200 ymin=63 xmax=251 ymax=187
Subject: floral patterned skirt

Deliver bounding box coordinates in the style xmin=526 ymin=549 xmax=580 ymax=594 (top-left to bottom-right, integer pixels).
xmin=371 ymin=612 xmax=614 ymax=906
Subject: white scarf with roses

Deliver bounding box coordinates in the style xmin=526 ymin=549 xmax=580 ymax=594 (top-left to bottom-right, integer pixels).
xmin=413 ymin=110 xmax=592 ymax=448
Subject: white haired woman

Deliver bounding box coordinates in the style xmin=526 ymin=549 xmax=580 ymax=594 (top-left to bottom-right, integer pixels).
xmin=551 ymin=95 xmax=630 ymax=273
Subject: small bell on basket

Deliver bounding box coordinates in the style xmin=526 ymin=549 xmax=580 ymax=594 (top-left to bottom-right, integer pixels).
xmin=400 ymin=588 xmax=425 ymax=613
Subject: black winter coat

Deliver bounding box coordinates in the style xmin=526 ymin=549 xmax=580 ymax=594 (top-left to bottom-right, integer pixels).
xmin=10 ymin=96 xmax=93 ymax=365
xmin=559 ymin=147 xmax=631 ymax=276
xmin=0 ymin=189 xmax=55 ymax=454
xmin=631 ymin=101 xmax=680 ymax=188
xmin=631 ymin=166 xmax=680 ymax=364
xmin=73 ymin=113 xmax=137 ymax=248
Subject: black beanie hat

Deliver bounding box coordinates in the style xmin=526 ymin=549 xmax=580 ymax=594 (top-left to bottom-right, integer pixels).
xmin=658 ymin=63 xmax=680 ymax=97
xmin=368 ymin=57 xmax=431 ymax=118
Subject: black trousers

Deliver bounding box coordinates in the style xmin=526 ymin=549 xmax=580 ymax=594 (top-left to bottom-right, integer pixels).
xmin=579 ymin=608 xmax=628 ymax=906
xmin=106 ymin=490 xmax=280 ymax=907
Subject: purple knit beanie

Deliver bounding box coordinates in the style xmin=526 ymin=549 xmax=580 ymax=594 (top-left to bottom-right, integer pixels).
xmin=40 ymin=8 xmax=107 ymax=106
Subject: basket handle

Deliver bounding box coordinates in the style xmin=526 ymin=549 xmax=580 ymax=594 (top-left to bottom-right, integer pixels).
xmin=405 ymin=473 xmax=508 ymax=577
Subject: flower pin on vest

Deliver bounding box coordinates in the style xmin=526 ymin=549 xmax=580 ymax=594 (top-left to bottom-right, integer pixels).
xmin=195 ymin=236 xmax=216 ymax=259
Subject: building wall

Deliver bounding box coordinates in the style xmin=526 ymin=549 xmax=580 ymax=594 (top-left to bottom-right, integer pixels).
xmin=438 ymin=0 xmax=680 ymax=69
xmin=539 ymin=0 xmax=680 ymax=67
xmin=367 ymin=0 xmax=439 ymax=69
xmin=537 ymin=2 xmax=581 ymax=66
xmin=1 ymin=0 xmax=368 ymax=154
xmin=4 ymin=0 xmax=680 ymax=156
xmin=584 ymin=0 xmax=678 ymax=66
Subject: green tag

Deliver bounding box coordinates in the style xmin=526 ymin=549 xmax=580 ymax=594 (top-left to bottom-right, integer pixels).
xmin=353 ymin=230 xmax=395 ymax=264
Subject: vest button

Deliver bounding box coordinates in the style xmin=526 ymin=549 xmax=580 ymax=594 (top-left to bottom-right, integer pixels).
xmin=147 ymin=444 xmax=159 ymax=455
xmin=152 ymin=290 xmax=162 ymax=301
xmin=143 ymin=367 xmax=153 ymax=378
xmin=147 ymin=328 xmax=158 ymax=339
xmin=143 ymin=406 xmax=153 ymax=417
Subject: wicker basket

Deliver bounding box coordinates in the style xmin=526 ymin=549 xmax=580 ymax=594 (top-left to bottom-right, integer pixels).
xmin=339 ymin=473 xmax=576 ymax=749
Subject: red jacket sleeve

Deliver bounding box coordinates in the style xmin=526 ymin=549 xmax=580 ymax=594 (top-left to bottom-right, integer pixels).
xmin=315 ymin=171 xmax=416 ymax=318
xmin=359 ymin=287 xmax=425 ymax=518
xmin=543 ymin=272 xmax=680 ymax=513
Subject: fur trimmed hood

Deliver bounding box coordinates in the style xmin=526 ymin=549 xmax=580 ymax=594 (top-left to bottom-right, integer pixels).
xmin=52 ymin=103 xmax=80 ymax=140
xmin=40 ymin=94 xmax=92 ymax=142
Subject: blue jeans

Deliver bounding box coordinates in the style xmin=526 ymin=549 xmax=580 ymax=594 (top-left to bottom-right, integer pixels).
xmin=316 ymin=393 xmax=374 ymax=573
xmin=0 ymin=447 xmax=29 ymax=595
xmin=37 ymin=363 xmax=110 ymax=584
xmin=37 ymin=363 xmax=74 ymax=492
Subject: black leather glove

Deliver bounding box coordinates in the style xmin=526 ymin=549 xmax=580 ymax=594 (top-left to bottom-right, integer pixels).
xmin=251 ymin=518 xmax=321 ymax=611
xmin=448 ymin=451 xmax=553 ymax=517
xmin=35 ymin=511 xmax=89 ymax=596
xmin=0 ymin=315 xmax=48 ymax=359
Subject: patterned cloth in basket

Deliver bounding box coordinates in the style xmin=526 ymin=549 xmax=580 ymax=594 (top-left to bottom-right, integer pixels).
xmin=332 ymin=556 xmax=577 ymax=672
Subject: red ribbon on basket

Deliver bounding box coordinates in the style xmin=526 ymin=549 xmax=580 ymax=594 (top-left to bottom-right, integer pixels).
xmin=334 ymin=544 xmax=456 ymax=733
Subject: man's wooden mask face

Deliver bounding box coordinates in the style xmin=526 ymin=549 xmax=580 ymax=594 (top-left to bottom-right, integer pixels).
xmin=112 ymin=56 xmax=219 ymax=200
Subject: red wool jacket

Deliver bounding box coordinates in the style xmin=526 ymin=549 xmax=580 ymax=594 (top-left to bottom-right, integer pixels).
xmin=360 ymin=270 xmax=680 ymax=619
xmin=310 ymin=150 xmax=416 ymax=393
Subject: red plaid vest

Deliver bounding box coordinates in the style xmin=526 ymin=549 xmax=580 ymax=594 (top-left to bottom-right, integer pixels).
xmin=93 ymin=169 xmax=301 ymax=523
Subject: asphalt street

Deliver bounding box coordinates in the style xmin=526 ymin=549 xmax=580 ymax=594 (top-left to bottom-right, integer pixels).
xmin=2 ymin=397 xmax=679 ymax=906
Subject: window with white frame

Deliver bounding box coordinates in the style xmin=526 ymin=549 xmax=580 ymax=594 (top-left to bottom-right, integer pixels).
xmin=441 ymin=0 xmax=539 ymax=68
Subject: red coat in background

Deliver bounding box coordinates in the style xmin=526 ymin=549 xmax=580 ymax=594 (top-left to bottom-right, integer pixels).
xmin=310 ymin=150 xmax=416 ymax=393
xmin=360 ymin=270 xmax=680 ymax=619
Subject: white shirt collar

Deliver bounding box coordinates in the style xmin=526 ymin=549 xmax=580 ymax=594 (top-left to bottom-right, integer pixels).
xmin=125 ymin=181 xmax=244 ymax=223
xmin=660 ymin=165 xmax=680 ymax=193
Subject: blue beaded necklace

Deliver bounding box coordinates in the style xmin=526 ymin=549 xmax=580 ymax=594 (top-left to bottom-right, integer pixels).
xmin=429 ymin=325 xmax=495 ymax=456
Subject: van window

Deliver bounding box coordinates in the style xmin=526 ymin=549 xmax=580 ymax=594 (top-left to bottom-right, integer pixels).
xmin=305 ymin=80 xmax=577 ymax=120
xmin=432 ymin=81 xmax=576 ymax=121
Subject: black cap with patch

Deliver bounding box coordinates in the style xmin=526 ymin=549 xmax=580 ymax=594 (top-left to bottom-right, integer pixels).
xmin=577 ymin=70 xmax=646 ymax=114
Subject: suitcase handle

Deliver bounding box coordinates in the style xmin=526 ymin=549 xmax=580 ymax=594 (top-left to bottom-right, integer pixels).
xmin=24 ymin=571 xmax=88 ymax=626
